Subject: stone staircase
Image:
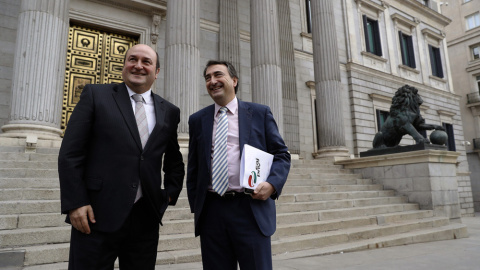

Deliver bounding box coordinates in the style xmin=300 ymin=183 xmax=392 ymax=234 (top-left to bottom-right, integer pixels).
xmin=0 ymin=146 xmax=468 ymax=269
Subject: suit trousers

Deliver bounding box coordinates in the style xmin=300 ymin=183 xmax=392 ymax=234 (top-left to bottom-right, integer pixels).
xmin=199 ymin=192 xmax=273 ymax=270
xmin=68 ymin=198 xmax=159 ymax=270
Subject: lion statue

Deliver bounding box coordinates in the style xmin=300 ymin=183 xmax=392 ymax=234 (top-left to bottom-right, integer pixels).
xmin=372 ymin=85 xmax=444 ymax=149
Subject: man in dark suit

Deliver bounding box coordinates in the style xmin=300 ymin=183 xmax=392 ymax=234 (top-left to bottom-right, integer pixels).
xmin=187 ymin=60 xmax=291 ymax=270
xmin=58 ymin=44 xmax=184 ymax=270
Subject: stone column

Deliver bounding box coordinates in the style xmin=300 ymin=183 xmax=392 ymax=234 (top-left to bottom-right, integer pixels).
xmin=165 ymin=0 xmax=200 ymax=138
xmin=219 ymin=0 xmax=241 ymax=75
xmin=277 ymin=0 xmax=300 ymax=154
xmin=311 ymin=0 xmax=349 ymax=158
xmin=1 ymin=0 xmax=69 ymax=140
xmin=250 ymin=0 xmax=284 ymax=135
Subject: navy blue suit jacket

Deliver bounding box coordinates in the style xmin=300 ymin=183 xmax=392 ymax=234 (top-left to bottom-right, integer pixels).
xmin=58 ymin=83 xmax=185 ymax=232
xmin=187 ymin=100 xmax=291 ymax=237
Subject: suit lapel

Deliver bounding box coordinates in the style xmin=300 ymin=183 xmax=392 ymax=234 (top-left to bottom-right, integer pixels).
xmin=238 ymin=100 xmax=252 ymax=151
xmin=202 ymin=105 xmax=215 ymax=169
xmin=145 ymin=94 xmax=166 ymax=150
xmin=112 ymin=83 xmax=142 ymax=150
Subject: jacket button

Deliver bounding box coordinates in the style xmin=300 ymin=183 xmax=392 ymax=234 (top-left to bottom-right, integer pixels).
xmin=132 ymin=183 xmax=137 ymax=188
xmin=140 ymin=155 xmax=144 ymax=160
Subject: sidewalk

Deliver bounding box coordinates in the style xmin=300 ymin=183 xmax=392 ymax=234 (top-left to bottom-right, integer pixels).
xmin=159 ymin=214 xmax=480 ymax=269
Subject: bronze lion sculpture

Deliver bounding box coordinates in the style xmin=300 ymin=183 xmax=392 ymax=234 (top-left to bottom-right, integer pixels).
xmin=372 ymin=85 xmax=444 ymax=149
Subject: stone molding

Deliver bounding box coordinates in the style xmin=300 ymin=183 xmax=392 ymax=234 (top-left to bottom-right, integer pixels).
xmin=335 ymin=149 xmax=460 ymax=169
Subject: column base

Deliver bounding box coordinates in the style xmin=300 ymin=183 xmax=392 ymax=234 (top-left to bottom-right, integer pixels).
xmin=1 ymin=124 xmax=63 ymax=140
xmin=313 ymin=146 xmax=349 ymax=159
xmin=178 ymin=133 xmax=189 ymax=156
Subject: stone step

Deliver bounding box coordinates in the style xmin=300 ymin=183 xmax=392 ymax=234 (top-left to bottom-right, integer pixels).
xmin=0 ymin=195 xmax=411 ymax=218
xmin=287 ymin=173 xmax=363 ymax=180
xmin=273 ymin=210 xmax=436 ymax=239
xmin=288 ymin=167 xmax=352 ymax=174
xmin=291 ymin=159 xmax=336 ymax=166
xmin=285 ymin=178 xmax=373 ymax=186
xmin=290 ymin=163 xmax=343 ymax=169
xmin=271 ymin=216 xmax=451 ymax=254
xmin=276 ymin=197 xmax=408 ymax=213
xmin=276 ymin=204 xmax=419 ymax=225
xmin=282 ymin=184 xmax=384 ymax=193
xmin=0 ymin=188 xmax=60 ymax=201
xmin=0 ymin=213 xmax=66 ymax=230
xmin=0 ymin=152 xmax=59 ymax=162
xmin=0 ymin=226 xmax=70 ymax=249
xmin=0 ymin=168 xmax=58 ymax=178
xmin=0 ymin=178 xmax=59 ymax=189
xmin=278 ymin=190 xmax=395 ymax=203
xmin=17 ymin=216 xmax=461 ymax=267
xmin=272 ymin=223 xmax=468 ymax=260
xmin=0 ymin=200 xmax=59 ymax=215
xmin=0 ymin=160 xmax=58 ymax=169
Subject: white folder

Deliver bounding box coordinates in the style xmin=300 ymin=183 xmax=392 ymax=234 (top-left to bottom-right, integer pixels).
xmin=240 ymin=144 xmax=274 ymax=193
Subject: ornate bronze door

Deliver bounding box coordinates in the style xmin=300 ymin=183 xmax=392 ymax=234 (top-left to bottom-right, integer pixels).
xmin=62 ymin=25 xmax=138 ymax=132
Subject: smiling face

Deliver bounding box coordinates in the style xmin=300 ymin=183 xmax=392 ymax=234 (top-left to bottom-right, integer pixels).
xmin=122 ymin=44 xmax=160 ymax=94
xmin=204 ymin=64 xmax=238 ymax=106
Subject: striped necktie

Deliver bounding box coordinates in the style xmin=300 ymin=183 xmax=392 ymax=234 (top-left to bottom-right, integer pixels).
xmin=212 ymin=107 xmax=229 ymax=196
xmin=132 ymin=94 xmax=149 ymax=202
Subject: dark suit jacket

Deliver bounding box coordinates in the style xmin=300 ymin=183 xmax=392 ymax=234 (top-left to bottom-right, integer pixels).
xmin=58 ymin=83 xmax=185 ymax=233
xmin=187 ymin=100 xmax=291 ymax=237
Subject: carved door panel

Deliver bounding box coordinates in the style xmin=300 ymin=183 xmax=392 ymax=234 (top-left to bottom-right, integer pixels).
xmin=62 ymin=25 xmax=137 ymax=132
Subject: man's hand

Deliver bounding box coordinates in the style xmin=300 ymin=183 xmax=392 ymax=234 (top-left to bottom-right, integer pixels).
xmin=69 ymin=205 xmax=96 ymax=234
xmin=252 ymin=182 xmax=275 ymax=200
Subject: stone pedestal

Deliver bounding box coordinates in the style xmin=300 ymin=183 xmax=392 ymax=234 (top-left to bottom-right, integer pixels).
xmin=336 ymin=150 xmax=462 ymax=220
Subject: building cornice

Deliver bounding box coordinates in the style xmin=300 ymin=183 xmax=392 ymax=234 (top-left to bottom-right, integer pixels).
xmin=86 ymin=0 xmax=166 ymax=15
xmin=388 ymin=0 xmax=451 ymax=26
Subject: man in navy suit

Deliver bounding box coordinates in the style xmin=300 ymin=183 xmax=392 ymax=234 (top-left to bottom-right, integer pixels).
xmin=58 ymin=44 xmax=184 ymax=269
xmin=187 ymin=60 xmax=291 ymax=270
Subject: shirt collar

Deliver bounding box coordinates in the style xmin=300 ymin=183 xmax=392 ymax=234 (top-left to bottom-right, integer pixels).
xmin=126 ymin=85 xmax=152 ymax=103
xmin=215 ymin=97 xmax=238 ymax=116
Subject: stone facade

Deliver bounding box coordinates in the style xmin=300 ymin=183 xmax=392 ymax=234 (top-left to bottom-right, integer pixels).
xmin=0 ymin=0 xmax=474 ymax=215
xmin=442 ymin=0 xmax=480 ymax=212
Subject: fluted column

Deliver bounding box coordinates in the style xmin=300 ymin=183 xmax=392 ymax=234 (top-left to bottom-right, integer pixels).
xmin=219 ymin=0 xmax=240 ymax=76
xmin=311 ymin=0 xmax=349 ymax=158
xmin=165 ymin=0 xmax=200 ymax=135
xmin=250 ymin=0 xmax=284 ymax=135
xmin=1 ymin=0 xmax=69 ymax=139
xmin=277 ymin=0 xmax=300 ymax=154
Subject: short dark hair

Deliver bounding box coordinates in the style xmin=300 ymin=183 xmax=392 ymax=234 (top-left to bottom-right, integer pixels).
xmin=123 ymin=46 xmax=160 ymax=70
xmin=203 ymin=60 xmax=239 ymax=93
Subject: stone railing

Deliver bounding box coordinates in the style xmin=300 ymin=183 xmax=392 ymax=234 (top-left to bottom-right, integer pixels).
xmin=467 ymin=92 xmax=480 ymax=104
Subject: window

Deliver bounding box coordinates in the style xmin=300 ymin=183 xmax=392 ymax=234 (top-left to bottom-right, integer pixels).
xmin=376 ymin=110 xmax=389 ymax=131
xmin=428 ymin=45 xmax=444 ymax=78
xmin=477 ymin=75 xmax=480 ymax=93
xmin=306 ymin=0 xmax=312 ymax=33
xmin=443 ymin=123 xmax=456 ymax=151
xmin=363 ymin=15 xmax=382 ymax=56
xmin=399 ymin=32 xmax=416 ymax=68
xmin=473 ymin=45 xmax=480 ymax=60
xmin=423 ymin=0 xmax=429 ymax=7
xmin=466 ymin=13 xmax=480 ymax=30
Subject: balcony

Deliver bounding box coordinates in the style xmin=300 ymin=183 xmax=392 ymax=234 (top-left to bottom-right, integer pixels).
xmin=467 ymin=92 xmax=480 ymax=104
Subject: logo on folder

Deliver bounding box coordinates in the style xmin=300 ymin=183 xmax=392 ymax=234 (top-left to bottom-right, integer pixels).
xmin=248 ymin=171 xmax=257 ymax=187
